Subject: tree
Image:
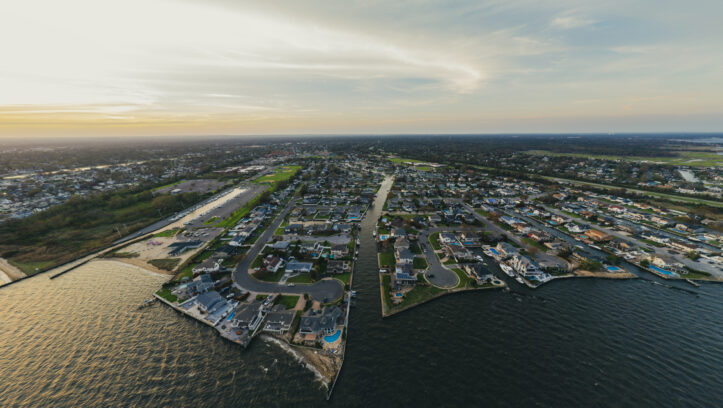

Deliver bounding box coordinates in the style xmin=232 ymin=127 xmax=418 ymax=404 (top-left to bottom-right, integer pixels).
xmin=640 ymin=259 xmax=650 ymax=267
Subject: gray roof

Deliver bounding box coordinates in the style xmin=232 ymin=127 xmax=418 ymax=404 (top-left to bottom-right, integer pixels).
xmin=299 ymin=306 xmax=343 ymax=335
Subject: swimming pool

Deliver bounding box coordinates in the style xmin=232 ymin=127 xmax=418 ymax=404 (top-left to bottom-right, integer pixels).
xmin=490 ymin=248 xmax=500 ymax=255
xmin=650 ymin=265 xmax=675 ymax=276
xmin=606 ymin=266 xmax=622 ymax=272
xmin=323 ymin=330 xmax=341 ymax=343
xmin=226 ymin=312 xmax=235 ymax=321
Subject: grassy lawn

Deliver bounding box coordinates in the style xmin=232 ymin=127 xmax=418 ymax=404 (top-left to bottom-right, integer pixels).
xmin=287 ymin=273 xmax=314 ymax=283
xmin=203 ymin=216 xmax=218 ymax=225
xmin=156 ymin=288 xmax=177 ymax=303
xmin=525 ymin=149 xmax=723 ymax=167
xmin=379 ymin=252 xmax=396 ymax=268
xmin=443 ymin=258 xmax=457 ymax=265
xmin=175 ymin=263 xmax=194 ymax=281
xmin=254 ymin=267 xmax=285 ymax=282
xmin=475 ymin=209 xmax=489 ymax=217
xmin=8 ymin=260 xmax=56 ymax=275
xmin=148 ymin=258 xmax=181 ymax=271
xmin=389 ymin=157 xmax=426 ymax=164
xmin=522 ymin=237 xmax=547 ymax=250
xmin=395 ymin=284 xmax=445 ymax=309
xmin=274 ymin=227 xmax=285 ymax=235
xmin=410 ymin=242 xmax=422 ymax=254
xmin=334 ymin=272 xmax=352 ymax=285
xmin=429 ymin=232 xmax=441 ymax=250
xmin=276 ymin=295 xmax=300 ymax=309
xmin=253 ymin=165 xmax=302 ymax=184
xmin=152 ymin=180 xmax=183 ymax=192
xmin=413 ymin=257 xmax=428 ymax=269
xmin=381 ymin=274 xmax=392 ymax=312
xmin=452 ymin=267 xmax=474 ymax=289
xmin=153 ymin=228 xmax=179 ymax=238
xmin=250 ymin=255 xmax=264 ymax=268
xmin=415 ymin=166 xmax=432 ymax=171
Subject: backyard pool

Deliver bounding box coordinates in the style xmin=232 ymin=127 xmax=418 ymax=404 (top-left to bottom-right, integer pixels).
xmin=650 ymin=265 xmax=675 ymax=276
xmin=606 ymin=266 xmax=622 ymax=272
xmin=323 ymin=330 xmax=341 ymax=343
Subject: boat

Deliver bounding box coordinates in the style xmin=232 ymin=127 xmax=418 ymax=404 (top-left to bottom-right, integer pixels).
xmin=350 ymin=291 xmax=358 ymax=297
xmin=372 ymin=230 xmax=377 ymax=237
xmin=515 ymin=276 xmax=525 ymax=284
xmin=500 ymin=263 xmax=515 ymax=277
xmin=590 ymin=244 xmax=602 ymax=250
xmin=574 ymin=245 xmax=584 ymax=250
xmin=356 ymin=238 xmax=360 ymax=245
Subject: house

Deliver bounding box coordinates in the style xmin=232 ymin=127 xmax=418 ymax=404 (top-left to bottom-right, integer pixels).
xmin=327 ymin=260 xmax=350 ymax=274
xmin=286 ymin=260 xmax=314 ymax=274
xmin=195 ymin=291 xmax=228 ymax=314
xmin=232 ymin=301 xmax=266 ymax=332
xmin=509 ymin=255 xmax=542 ymax=277
xmin=391 ymin=227 xmax=407 ymax=238
xmin=585 ymin=229 xmax=612 ymax=242
xmin=495 ymin=242 xmax=518 ymax=258
xmin=440 ymin=232 xmax=457 ymax=244
xmin=263 ymin=307 xmax=295 ymax=334
xmin=299 ymin=306 xmax=344 ymax=343
xmin=393 ymin=238 xmax=410 ymax=250
xmin=284 ymin=223 xmax=303 ymax=234
xmin=270 ymin=240 xmax=291 ymax=252
xmin=394 ymin=269 xmax=417 ymax=287
xmin=264 ymin=255 xmax=284 ymax=272
xmin=395 ymin=248 xmax=415 ymax=264
xmin=192 ymin=257 xmax=222 ymax=274
xmin=330 ymin=244 xmax=349 ymax=258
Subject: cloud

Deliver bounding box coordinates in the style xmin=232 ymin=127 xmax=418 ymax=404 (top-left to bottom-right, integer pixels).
xmin=550 ymin=14 xmax=596 ymax=29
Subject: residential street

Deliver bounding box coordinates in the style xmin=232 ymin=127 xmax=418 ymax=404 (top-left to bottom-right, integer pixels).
xmin=232 ymin=196 xmax=344 ymax=302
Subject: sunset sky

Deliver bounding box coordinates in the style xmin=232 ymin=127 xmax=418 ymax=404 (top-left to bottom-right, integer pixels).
xmin=1 ymin=0 xmax=722 ymax=138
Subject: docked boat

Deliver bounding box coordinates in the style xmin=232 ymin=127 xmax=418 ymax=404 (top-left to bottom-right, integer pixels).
xmin=589 ymin=244 xmax=602 ymax=250
xmin=350 ymin=291 xmax=358 ymax=297
xmin=500 ymin=263 xmax=515 ymax=277
xmin=372 ymin=230 xmax=377 ymax=237
xmin=515 ymin=276 xmax=525 ymax=284
xmin=356 ymin=238 xmax=360 ymax=245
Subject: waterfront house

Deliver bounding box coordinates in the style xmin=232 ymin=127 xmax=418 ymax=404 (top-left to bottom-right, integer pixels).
xmin=299 ymin=306 xmax=344 ymax=344
xmin=286 ymin=259 xmax=314 ymax=274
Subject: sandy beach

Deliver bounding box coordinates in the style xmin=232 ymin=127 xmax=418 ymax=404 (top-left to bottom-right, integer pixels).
xmin=0 ymin=257 xmax=26 ymax=284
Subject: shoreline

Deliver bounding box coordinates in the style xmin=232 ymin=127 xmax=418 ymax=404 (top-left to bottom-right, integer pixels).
xmin=101 ymin=258 xmax=174 ymax=278
xmin=381 ymin=283 xmax=505 ymax=318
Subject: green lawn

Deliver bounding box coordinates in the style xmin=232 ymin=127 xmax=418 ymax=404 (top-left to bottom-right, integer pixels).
xmin=156 ymin=288 xmax=177 ymax=303
xmin=153 ymin=228 xmax=179 ymax=238
xmin=276 ymin=295 xmax=300 ymax=309
xmin=334 ymin=272 xmax=352 ymax=285
xmin=8 ymin=260 xmax=56 ymax=275
xmin=525 ymin=149 xmax=723 ymax=167
xmin=253 ymin=165 xmax=302 ymax=184
xmin=148 ymin=258 xmax=181 ymax=271
xmin=452 ymin=267 xmax=474 ymax=289
xmin=522 ymin=237 xmax=547 ymax=250
xmin=389 ymin=157 xmax=426 ymax=164
xmin=203 ymin=216 xmax=218 ymax=225
xmin=254 ymin=267 xmax=285 ymax=282
xmin=379 ymin=252 xmax=395 ymax=268
xmin=429 ymin=232 xmax=441 ymax=250
xmin=413 ymin=257 xmax=428 ymax=269
xmin=394 ymin=284 xmax=445 ymax=309
xmin=287 ymin=273 xmax=314 ymax=283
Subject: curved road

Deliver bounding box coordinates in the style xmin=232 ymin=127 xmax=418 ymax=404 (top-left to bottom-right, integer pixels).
xmin=418 ymin=229 xmax=459 ymax=288
xmin=232 ymin=196 xmax=344 ymax=302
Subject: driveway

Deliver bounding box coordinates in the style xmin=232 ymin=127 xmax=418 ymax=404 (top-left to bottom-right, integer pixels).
xmin=232 ymin=196 xmax=344 ymax=302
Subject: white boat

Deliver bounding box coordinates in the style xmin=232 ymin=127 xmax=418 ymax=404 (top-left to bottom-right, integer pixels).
xmin=356 ymin=238 xmax=360 ymax=245
xmin=350 ymin=291 xmax=358 ymax=297
xmin=590 ymin=244 xmax=602 ymax=250
xmin=515 ymin=276 xmax=525 ymax=284
xmin=372 ymin=231 xmax=377 ymax=237
xmin=500 ymin=263 xmax=515 ymax=277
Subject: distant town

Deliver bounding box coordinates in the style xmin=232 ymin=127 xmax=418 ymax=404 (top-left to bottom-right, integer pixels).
xmin=1 ymin=135 xmax=721 ymax=397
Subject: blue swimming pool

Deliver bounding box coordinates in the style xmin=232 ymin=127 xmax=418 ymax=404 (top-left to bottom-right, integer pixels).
xmin=323 ymin=330 xmax=341 ymax=343
xmin=226 ymin=312 xmax=235 ymax=321
xmin=606 ymin=266 xmax=622 ymax=272
xmin=650 ymin=265 xmax=674 ymax=276
xmin=490 ymin=248 xmax=500 ymax=255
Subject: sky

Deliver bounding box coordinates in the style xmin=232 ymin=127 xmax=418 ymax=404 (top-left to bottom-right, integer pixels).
xmin=1 ymin=0 xmax=722 ymax=138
